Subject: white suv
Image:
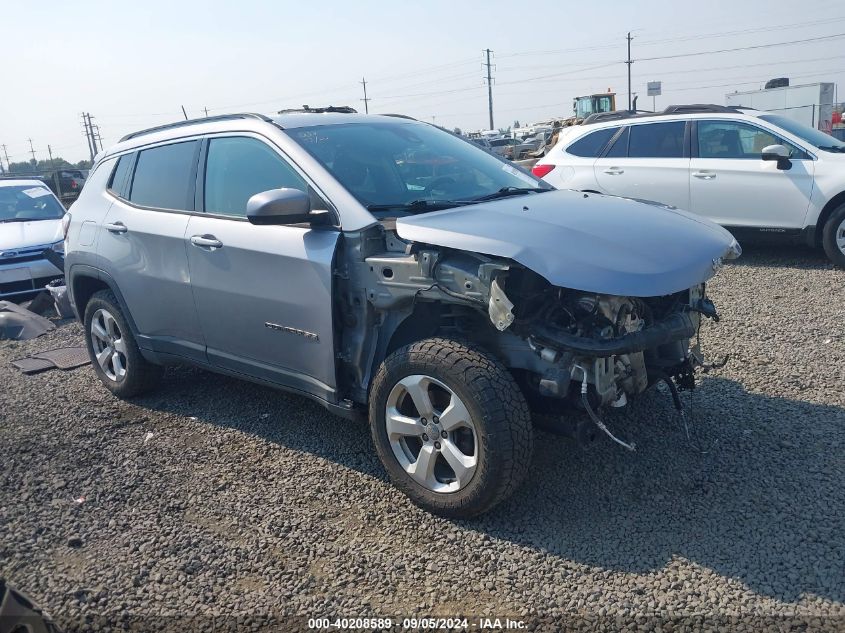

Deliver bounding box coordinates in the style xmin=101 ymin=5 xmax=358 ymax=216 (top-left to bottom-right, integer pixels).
xmin=533 ymin=105 xmax=845 ymax=267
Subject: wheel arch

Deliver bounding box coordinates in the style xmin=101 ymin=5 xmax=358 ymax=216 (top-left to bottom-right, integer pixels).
xmin=68 ymin=265 xmax=139 ymax=335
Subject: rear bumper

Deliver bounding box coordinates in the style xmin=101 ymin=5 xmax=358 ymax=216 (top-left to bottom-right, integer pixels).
xmin=0 ymin=258 xmax=63 ymax=299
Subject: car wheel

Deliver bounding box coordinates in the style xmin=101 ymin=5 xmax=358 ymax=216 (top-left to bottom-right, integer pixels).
xmin=369 ymin=338 xmax=533 ymax=518
xmin=822 ymin=203 xmax=845 ymax=269
xmin=84 ymin=289 xmax=162 ymax=397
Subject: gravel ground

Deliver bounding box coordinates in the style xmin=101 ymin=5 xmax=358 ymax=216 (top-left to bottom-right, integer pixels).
xmin=1 ymin=243 xmax=843 ymax=632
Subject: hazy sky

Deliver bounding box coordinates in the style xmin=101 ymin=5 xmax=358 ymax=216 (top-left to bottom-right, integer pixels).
xmin=3 ymin=0 xmax=845 ymax=164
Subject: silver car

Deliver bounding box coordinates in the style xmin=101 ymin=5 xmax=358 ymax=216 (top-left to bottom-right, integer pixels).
xmin=0 ymin=179 xmax=66 ymax=299
xmin=64 ymin=111 xmax=740 ymax=517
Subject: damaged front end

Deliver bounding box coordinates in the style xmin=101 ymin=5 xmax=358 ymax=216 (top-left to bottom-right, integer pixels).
xmin=336 ymin=222 xmax=726 ymax=450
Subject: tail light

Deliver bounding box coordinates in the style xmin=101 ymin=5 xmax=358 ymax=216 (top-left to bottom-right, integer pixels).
xmin=61 ymin=213 xmax=72 ymax=240
xmin=531 ymin=164 xmax=556 ymax=178
xmin=71 ymin=179 xmax=79 ymax=189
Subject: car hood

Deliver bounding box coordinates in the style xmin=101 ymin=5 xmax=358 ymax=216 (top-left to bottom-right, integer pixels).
xmin=0 ymin=219 xmax=63 ymax=252
xmin=395 ymin=190 xmax=740 ymax=297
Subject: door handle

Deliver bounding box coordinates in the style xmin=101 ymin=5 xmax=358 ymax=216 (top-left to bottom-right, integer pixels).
xmin=603 ymin=167 xmax=624 ymax=175
xmin=190 ymin=234 xmax=223 ymax=249
xmin=103 ymin=222 xmax=127 ymax=234
xmin=693 ymin=171 xmax=716 ymax=180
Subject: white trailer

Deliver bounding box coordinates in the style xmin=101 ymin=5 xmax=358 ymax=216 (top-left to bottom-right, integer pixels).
xmin=725 ymin=82 xmax=835 ymax=132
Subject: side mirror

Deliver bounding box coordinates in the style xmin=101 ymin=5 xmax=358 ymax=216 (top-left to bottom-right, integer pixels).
xmin=246 ymin=188 xmax=320 ymax=226
xmin=761 ymin=144 xmax=792 ymax=170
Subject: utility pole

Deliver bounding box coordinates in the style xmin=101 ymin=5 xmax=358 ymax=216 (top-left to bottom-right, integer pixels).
xmin=82 ymin=113 xmax=95 ymax=161
xmin=360 ymin=77 xmax=370 ymax=114
xmin=626 ymin=32 xmax=633 ymax=111
xmin=1 ymin=144 xmax=10 ymax=173
xmin=203 ymin=107 xmax=209 ymax=117
xmin=92 ymin=124 xmax=103 ymax=153
xmin=181 ymin=105 xmax=188 ymax=120
xmin=27 ymin=138 xmax=36 ymax=163
xmin=484 ymin=49 xmax=494 ymax=130
xmin=48 ymin=144 xmax=54 ymax=163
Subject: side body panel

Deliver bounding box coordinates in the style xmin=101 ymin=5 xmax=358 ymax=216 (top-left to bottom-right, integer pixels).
xmin=97 ymin=198 xmax=205 ymax=359
xmin=689 ymin=157 xmax=815 ymax=228
xmin=184 ymin=215 xmax=340 ymax=395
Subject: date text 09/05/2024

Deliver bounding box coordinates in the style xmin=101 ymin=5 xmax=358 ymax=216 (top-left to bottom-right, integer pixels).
xmin=307 ymin=617 xmax=527 ymax=629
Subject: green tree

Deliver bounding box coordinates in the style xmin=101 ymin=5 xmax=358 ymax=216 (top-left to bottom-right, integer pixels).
xmin=7 ymin=157 xmax=83 ymax=174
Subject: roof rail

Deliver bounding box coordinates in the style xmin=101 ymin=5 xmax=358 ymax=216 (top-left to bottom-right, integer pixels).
xmin=381 ymin=113 xmax=417 ymax=121
xmin=118 ymin=113 xmax=273 ymax=143
xmin=582 ymin=110 xmax=652 ymax=124
xmin=276 ymin=105 xmax=357 ymax=114
xmin=582 ymin=103 xmax=749 ymax=126
xmin=662 ymin=104 xmax=742 ymax=114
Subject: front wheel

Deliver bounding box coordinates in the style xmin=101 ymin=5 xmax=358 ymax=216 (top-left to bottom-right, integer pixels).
xmin=369 ymin=338 xmax=533 ymax=518
xmin=822 ymin=203 xmax=845 ymax=269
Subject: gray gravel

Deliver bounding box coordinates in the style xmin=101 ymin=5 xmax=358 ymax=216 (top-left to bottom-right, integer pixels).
xmin=1 ymin=243 xmax=844 ymax=632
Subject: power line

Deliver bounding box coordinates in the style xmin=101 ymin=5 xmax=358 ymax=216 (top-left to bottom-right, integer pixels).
xmin=497 ymin=16 xmax=845 ymax=59
xmin=367 ymin=58 xmax=478 ymax=83
xmin=635 ymin=15 xmax=845 ymax=47
xmin=636 ymin=32 xmax=845 ymax=62
xmin=660 ymin=68 xmax=845 ymax=93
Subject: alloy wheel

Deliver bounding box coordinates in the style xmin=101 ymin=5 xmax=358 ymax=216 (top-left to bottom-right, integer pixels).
xmin=385 ymin=374 xmax=478 ymax=493
xmin=90 ymin=308 xmax=128 ymax=382
xmin=837 ymin=216 xmax=845 ymax=255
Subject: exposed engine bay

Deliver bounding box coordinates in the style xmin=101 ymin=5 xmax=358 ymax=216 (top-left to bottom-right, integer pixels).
xmin=335 ymin=223 xmax=722 ymax=449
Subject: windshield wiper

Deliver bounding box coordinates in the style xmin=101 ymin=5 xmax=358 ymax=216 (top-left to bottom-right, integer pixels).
xmin=466 ymin=186 xmax=551 ymax=202
xmin=816 ymin=145 xmax=845 ymax=152
xmin=366 ymin=199 xmax=467 ymax=213
xmin=0 ymin=217 xmax=58 ymax=223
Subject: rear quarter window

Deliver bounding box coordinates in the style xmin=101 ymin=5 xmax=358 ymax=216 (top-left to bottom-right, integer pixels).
xmin=108 ymin=154 xmax=134 ymax=198
xmin=565 ymin=127 xmax=619 ymax=158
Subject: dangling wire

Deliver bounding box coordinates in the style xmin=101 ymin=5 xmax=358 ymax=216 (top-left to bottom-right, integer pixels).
xmin=660 ymin=374 xmax=711 ymax=455
xmin=577 ymin=370 xmax=636 ymax=452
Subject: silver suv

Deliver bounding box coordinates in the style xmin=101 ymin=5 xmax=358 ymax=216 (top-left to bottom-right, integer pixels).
xmin=64 ymin=111 xmax=740 ymax=517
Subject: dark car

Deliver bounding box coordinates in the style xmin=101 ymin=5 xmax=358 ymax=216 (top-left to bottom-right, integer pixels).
xmin=39 ymin=169 xmax=86 ymax=200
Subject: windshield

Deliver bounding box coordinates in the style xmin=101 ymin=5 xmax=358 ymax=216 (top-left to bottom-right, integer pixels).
xmin=758 ymin=114 xmax=845 ymax=151
xmin=288 ymin=121 xmax=550 ymax=216
xmin=0 ymin=185 xmax=65 ymax=222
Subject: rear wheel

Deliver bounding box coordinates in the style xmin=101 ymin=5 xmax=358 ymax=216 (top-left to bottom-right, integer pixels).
xmin=822 ymin=203 xmax=845 ymax=268
xmin=369 ymin=338 xmax=533 ymax=518
xmin=84 ymin=290 xmax=162 ymax=397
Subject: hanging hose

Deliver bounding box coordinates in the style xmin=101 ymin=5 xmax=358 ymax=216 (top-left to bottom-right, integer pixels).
xmin=657 ymin=372 xmax=710 ymax=454
xmin=578 ymin=372 xmax=636 ymax=452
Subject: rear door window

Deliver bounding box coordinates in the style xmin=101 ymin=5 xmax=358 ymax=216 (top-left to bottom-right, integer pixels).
xmin=129 ymin=141 xmax=199 ymax=210
xmin=565 ymin=127 xmax=619 ymax=157
xmin=628 ymin=121 xmax=686 ymax=158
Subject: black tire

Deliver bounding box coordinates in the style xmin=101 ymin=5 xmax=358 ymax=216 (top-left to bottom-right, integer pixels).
xmin=83 ymin=289 xmax=162 ymax=398
xmin=369 ymin=338 xmax=533 ymax=518
xmin=822 ymin=203 xmax=845 ymax=269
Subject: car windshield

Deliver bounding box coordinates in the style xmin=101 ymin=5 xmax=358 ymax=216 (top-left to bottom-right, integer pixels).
xmin=758 ymin=114 xmax=845 ymax=151
xmin=0 ymin=185 xmax=65 ymax=222
xmin=287 ymin=121 xmax=550 ymax=216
